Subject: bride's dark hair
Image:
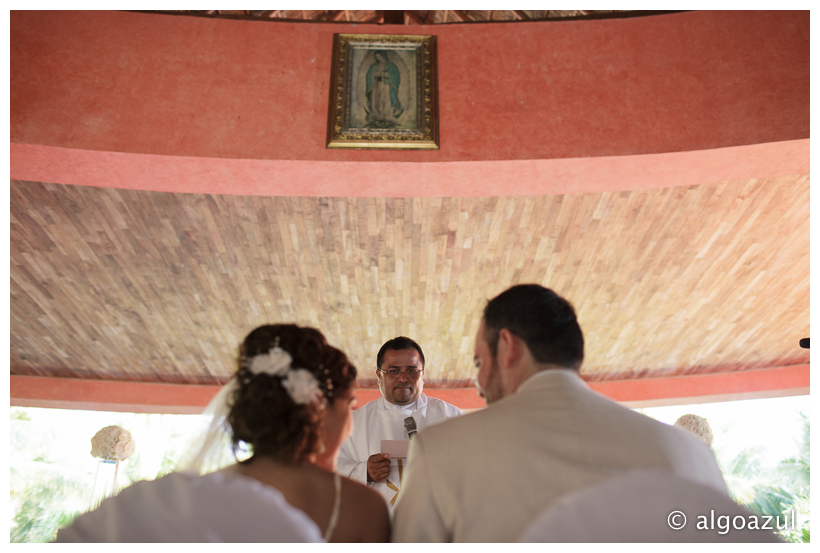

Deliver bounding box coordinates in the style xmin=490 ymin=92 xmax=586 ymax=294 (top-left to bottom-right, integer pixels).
xmin=227 ymin=324 xmax=356 ymax=464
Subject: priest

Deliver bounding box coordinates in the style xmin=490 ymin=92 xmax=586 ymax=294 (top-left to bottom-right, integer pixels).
xmin=336 ymin=337 xmax=463 ymax=507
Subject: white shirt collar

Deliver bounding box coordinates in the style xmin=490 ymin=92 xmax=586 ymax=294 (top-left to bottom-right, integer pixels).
xmin=377 ymin=394 xmax=427 ymax=410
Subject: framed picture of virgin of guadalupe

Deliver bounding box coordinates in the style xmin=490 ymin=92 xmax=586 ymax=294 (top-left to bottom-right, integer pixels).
xmin=326 ymin=34 xmax=439 ymax=150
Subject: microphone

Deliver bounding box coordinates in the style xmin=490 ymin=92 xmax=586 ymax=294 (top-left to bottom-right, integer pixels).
xmin=404 ymin=416 xmax=418 ymax=440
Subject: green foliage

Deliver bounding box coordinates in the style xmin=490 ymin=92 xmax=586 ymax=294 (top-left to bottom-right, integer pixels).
xmin=10 ymin=409 xmax=91 ymax=542
xmin=721 ymin=413 xmax=810 ymax=543
xmin=11 ymin=408 xmax=31 ymax=421
xmin=9 ymin=407 xmax=206 ymax=542
xmin=10 ymin=471 xmax=84 ymax=543
xmin=157 ymin=448 xmax=181 ymax=478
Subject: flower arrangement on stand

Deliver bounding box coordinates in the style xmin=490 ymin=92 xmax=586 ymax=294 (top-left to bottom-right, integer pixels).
xmin=89 ymin=426 xmax=135 ymax=510
xmin=674 ymin=414 xmax=714 ymax=446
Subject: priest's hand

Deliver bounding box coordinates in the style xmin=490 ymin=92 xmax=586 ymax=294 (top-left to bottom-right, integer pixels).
xmin=366 ymin=453 xmax=391 ymax=482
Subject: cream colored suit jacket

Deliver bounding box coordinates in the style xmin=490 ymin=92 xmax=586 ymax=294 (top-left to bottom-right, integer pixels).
xmin=393 ymin=369 xmax=728 ymax=542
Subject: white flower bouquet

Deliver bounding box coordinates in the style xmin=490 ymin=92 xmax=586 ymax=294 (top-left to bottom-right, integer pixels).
xmin=674 ymin=414 xmax=714 ymax=446
xmin=91 ymin=425 xmax=136 ymax=461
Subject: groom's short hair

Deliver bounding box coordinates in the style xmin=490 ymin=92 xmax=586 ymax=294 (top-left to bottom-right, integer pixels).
xmin=483 ymin=284 xmax=584 ymax=370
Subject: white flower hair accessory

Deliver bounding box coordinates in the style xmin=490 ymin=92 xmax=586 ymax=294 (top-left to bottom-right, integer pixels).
xmin=248 ymin=347 xmax=292 ymax=377
xmin=282 ymin=369 xmax=323 ymax=405
xmin=245 ymin=346 xmax=324 ymax=405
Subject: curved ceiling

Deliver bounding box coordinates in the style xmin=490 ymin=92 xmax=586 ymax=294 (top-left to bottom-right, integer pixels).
xmin=11 ymin=172 xmax=809 ymax=389
xmin=10 ymin=10 xmax=809 ymax=411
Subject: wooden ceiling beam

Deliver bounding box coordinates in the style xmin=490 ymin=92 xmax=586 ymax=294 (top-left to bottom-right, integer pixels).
xmin=323 ymin=10 xmax=345 ymax=21
xmin=513 ymin=10 xmax=530 ymax=20
xmin=405 ymin=10 xmax=426 ymax=25
xmin=452 ymin=10 xmax=470 ymax=22
xmin=383 ymin=10 xmax=405 ymax=24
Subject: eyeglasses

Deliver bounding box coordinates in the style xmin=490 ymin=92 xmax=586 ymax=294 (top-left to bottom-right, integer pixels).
xmin=378 ymin=368 xmax=424 ymax=378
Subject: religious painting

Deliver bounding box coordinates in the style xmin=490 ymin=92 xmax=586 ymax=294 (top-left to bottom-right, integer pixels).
xmin=327 ymin=34 xmax=439 ymax=150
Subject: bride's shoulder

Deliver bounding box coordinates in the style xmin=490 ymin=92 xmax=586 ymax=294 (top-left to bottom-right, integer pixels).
xmin=339 ymin=475 xmax=390 ymax=536
xmin=339 ymin=473 xmax=379 ymax=501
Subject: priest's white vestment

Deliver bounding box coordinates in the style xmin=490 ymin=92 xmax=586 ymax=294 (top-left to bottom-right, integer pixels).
xmin=336 ymin=394 xmax=463 ymax=506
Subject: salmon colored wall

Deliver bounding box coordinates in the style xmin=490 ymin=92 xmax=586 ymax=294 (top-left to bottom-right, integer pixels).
xmin=11 ymin=10 xmax=809 ymax=164
xmin=9 ymin=139 xmax=809 ymax=198
xmin=10 ymin=366 xmax=809 ymax=414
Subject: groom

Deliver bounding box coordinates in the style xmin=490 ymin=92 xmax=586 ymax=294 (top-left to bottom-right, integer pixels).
xmin=393 ymin=284 xmax=729 ymax=541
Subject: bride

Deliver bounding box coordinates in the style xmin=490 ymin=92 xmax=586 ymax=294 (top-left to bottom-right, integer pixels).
xmin=56 ymin=324 xmax=390 ymax=542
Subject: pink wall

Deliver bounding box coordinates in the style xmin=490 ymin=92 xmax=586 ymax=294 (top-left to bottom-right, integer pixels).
xmin=11 ymin=11 xmax=809 ymax=165
xmin=11 ymin=366 xmax=809 ymax=413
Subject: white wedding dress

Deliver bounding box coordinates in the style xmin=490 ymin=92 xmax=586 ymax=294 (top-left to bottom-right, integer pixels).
xmin=55 ymin=470 xmax=324 ymax=543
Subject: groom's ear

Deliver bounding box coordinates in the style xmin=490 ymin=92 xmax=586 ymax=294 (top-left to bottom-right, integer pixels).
xmin=496 ymin=328 xmax=515 ymax=370
xmin=495 ymin=328 xmax=520 ymax=372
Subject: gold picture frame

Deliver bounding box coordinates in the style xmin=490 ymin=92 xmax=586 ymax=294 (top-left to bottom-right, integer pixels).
xmin=327 ymin=34 xmax=439 ymax=150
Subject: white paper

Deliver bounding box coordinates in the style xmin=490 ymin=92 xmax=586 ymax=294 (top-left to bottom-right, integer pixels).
xmin=380 ymin=440 xmax=410 ymax=459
